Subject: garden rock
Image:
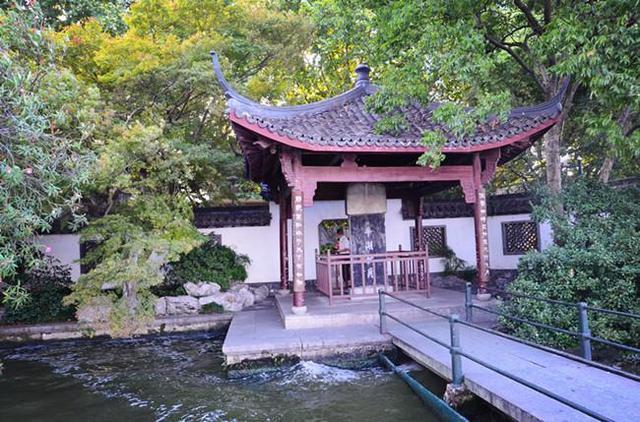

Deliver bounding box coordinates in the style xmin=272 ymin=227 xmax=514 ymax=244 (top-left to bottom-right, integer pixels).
xmin=155 ymin=297 xmax=167 ymax=316
xmin=198 ymin=294 xmax=224 ymax=307
xmin=252 ymin=285 xmax=270 ymax=302
xmin=76 ymin=299 xmax=112 ymax=323
xmin=237 ymin=287 xmax=255 ymax=308
xmin=101 ymin=281 xmax=118 ymax=291
xmin=184 ymin=282 xmax=221 ymax=298
xmin=219 ymin=292 xmax=244 ymax=312
xmin=229 ymin=282 xmax=247 ymax=292
xmin=165 ymin=296 xmax=200 ymax=315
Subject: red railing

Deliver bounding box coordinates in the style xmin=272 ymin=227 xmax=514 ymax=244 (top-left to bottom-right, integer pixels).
xmin=315 ymin=250 xmax=431 ymax=304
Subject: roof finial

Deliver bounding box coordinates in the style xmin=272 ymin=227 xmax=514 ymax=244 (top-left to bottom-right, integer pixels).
xmin=354 ymin=63 xmax=370 ymax=87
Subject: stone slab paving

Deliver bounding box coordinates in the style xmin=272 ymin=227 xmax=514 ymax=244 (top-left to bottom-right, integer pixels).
xmin=222 ymin=307 xmax=389 ymax=365
xmin=390 ymin=319 xmax=640 ymax=422
xmin=275 ymin=288 xmax=496 ymax=329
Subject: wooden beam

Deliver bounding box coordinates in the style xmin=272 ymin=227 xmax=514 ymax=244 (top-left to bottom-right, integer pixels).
xmin=297 ymin=164 xmax=475 ymax=206
xmin=279 ymin=151 xmax=478 ymax=206
xmin=300 ymin=164 xmax=472 ymax=183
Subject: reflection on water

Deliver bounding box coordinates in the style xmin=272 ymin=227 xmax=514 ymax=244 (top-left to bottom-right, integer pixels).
xmin=0 ymin=331 xmax=434 ymax=422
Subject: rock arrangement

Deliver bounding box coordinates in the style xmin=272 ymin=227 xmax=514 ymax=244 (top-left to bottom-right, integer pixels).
xmin=155 ymin=282 xmax=271 ymax=316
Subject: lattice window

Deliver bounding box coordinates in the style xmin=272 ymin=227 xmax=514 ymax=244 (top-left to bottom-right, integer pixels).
xmin=411 ymin=225 xmax=447 ymax=257
xmin=208 ymin=232 xmax=222 ymax=245
xmin=502 ymin=221 xmax=539 ymax=255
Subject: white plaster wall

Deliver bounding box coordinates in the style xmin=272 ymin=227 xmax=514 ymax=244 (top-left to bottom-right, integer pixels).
xmin=389 ymin=203 xmax=553 ymax=272
xmin=302 ymin=200 xmax=348 ymax=280
xmin=38 ymin=234 xmax=81 ymax=281
xmin=487 ymin=214 xmax=553 ymax=270
xmin=400 ymin=216 xmax=477 ymax=272
xmin=198 ymin=202 xmax=281 ymax=284
xmin=196 ymin=202 xmax=554 ymax=282
xmin=38 ymin=201 xmax=554 ymax=285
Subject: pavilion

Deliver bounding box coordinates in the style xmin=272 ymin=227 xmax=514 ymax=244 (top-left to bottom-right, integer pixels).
xmin=211 ymin=51 xmax=567 ymax=315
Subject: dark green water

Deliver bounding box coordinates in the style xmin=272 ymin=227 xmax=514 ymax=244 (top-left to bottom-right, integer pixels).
xmin=0 ymin=331 xmax=435 ymax=422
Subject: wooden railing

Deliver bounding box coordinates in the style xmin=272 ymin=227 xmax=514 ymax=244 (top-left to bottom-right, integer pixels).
xmin=315 ymin=249 xmax=430 ymax=303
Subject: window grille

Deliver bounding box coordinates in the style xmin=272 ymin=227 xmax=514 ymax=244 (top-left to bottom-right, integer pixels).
xmin=411 ymin=225 xmax=447 ymax=257
xmin=502 ymin=221 xmax=539 ymax=255
xmin=208 ymin=233 xmax=222 ymax=245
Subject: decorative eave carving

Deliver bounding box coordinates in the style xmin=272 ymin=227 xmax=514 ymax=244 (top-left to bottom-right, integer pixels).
xmin=194 ymin=205 xmax=271 ymax=228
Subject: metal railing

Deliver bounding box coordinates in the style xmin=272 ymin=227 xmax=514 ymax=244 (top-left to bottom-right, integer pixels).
xmin=379 ymin=290 xmax=615 ymax=421
xmin=469 ymin=284 xmax=640 ymax=360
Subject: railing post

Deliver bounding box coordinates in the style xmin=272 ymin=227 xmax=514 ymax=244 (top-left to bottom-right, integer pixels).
xmin=379 ymin=290 xmax=387 ymax=334
xmin=578 ymin=302 xmax=592 ymax=360
xmin=449 ymin=314 xmax=464 ymax=386
xmin=464 ymin=282 xmax=473 ymax=322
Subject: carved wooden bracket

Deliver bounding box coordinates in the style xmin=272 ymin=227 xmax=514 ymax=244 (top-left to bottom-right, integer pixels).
xmin=279 ymin=152 xmax=295 ymax=188
xmin=460 ymin=178 xmax=476 ymax=203
xmin=481 ymin=149 xmax=501 ymax=185
xmin=341 ymin=154 xmax=357 ymax=168
xmin=253 ymin=139 xmax=274 ymax=150
xmin=301 ymin=180 xmax=317 ymax=207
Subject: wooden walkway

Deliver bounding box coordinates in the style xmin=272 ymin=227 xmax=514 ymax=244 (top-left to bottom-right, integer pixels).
xmin=388 ymin=319 xmax=640 ymax=422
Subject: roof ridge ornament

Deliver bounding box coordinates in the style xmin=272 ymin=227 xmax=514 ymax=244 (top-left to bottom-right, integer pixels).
xmin=354 ymin=63 xmax=370 ymax=87
xmin=210 ymin=50 xmax=241 ymax=99
xmin=210 ymin=50 xmax=371 ymax=118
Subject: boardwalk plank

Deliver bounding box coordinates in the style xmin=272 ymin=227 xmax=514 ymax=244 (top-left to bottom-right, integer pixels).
xmin=390 ymin=320 xmax=640 ymax=422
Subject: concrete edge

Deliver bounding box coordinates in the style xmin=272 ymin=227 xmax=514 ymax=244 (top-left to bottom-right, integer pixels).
xmin=0 ymin=313 xmax=233 ymax=343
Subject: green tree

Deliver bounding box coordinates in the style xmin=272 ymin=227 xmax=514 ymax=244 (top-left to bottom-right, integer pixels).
xmin=304 ymin=0 xmax=640 ymax=191
xmin=1 ymin=0 xmax=130 ymax=33
xmin=0 ymin=3 xmax=98 ymax=305
xmin=56 ymin=0 xmax=312 ymax=335
xmin=502 ymin=180 xmax=640 ymax=353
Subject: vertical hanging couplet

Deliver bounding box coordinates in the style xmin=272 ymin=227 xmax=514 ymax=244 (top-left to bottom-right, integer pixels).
xmin=291 ymin=188 xmax=307 ymax=314
xmin=472 ymin=153 xmax=490 ymax=296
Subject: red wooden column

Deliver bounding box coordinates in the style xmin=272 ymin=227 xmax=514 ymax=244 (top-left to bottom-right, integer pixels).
xmin=472 ymin=153 xmax=491 ymax=296
xmin=291 ymin=188 xmax=307 ymax=314
xmin=278 ymin=191 xmax=289 ymax=292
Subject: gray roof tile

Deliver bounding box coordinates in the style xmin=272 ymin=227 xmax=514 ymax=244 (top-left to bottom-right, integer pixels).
xmin=211 ymin=51 xmax=567 ymax=151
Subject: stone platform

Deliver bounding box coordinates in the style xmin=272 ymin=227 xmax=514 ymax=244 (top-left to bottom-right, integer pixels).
xmin=222 ymin=307 xmax=389 ymax=365
xmin=275 ymin=288 xmax=493 ymax=329
xmin=223 ymin=288 xmax=496 ymax=364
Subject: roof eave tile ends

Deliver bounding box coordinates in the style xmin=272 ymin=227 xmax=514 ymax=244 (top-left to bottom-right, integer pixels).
xmin=213 ymin=51 xmax=567 ymax=153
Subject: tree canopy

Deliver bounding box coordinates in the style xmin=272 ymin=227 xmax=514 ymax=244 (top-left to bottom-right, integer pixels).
xmin=0 ymin=0 xmax=638 ymax=335
xmin=303 ymin=0 xmax=640 ymax=190
xmin=0 ymin=4 xmax=98 ymax=304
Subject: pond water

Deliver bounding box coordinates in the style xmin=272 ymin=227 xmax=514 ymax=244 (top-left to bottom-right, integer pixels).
xmin=0 ymin=331 xmax=438 ymax=422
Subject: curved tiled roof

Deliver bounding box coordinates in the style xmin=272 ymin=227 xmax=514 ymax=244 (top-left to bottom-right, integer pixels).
xmin=211 ymin=51 xmax=566 ymax=152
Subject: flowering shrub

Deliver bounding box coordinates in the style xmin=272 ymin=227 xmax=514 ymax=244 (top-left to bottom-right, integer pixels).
xmin=0 ymin=4 xmax=98 ymax=305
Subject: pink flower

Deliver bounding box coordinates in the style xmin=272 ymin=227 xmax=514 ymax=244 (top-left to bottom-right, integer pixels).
xmin=5 ymin=167 xmax=11 ymax=174
xmin=44 ymin=246 xmax=52 ymax=254
xmin=24 ymin=167 xmax=33 ymax=175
